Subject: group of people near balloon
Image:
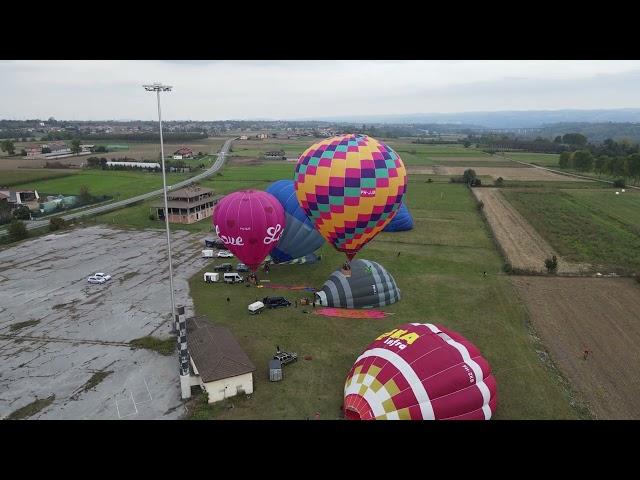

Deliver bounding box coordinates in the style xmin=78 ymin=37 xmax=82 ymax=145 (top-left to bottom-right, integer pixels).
xmin=212 ymin=133 xmax=497 ymax=420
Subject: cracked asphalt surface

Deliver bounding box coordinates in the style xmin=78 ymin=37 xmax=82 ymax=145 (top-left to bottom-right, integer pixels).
xmin=0 ymin=226 xmax=208 ymax=419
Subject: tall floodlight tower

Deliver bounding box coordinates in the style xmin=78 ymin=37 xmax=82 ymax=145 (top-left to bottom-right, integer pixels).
xmin=143 ymin=83 xmax=191 ymax=399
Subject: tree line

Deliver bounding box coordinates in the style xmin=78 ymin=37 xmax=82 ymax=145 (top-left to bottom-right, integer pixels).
xmin=559 ymin=137 xmax=640 ymax=183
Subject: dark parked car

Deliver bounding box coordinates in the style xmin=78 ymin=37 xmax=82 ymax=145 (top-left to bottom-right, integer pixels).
xmin=236 ymin=263 xmax=250 ymax=272
xmin=262 ymin=296 xmax=291 ymax=309
xmin=205 ymin=239 xmax=228 ymax=250
xmin=214 ymin=263 xmax=233 ymax=272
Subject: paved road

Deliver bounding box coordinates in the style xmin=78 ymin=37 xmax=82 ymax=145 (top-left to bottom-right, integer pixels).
xmin=2 ymin=137 xmax=234 ymax=236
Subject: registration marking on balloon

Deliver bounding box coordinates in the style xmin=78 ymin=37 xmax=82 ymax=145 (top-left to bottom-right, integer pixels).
xmin=343 ymin=323 xmax=498 ymax=420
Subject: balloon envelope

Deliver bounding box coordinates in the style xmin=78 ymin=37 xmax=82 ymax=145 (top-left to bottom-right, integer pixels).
xmin=383 ymin=203 xmax=414 ymax=232
xmin=344 ymin=323 xmax=498 ymax=420
xmin=212 ymin=190 xmax=285 ymax=271
xmin=294 ymin=134 xmax=407 ymax=261
xmin=265 ymin=179 xmax=325 ymax=262
xmin=315 ymin=259 xmax=400 ymax=309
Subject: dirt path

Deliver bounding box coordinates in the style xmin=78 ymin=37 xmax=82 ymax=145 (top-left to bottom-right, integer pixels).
xmin=473 ymin=188 xmax=588 ymax=273
xmin=511 ymin=276 xmax=640 ymax=419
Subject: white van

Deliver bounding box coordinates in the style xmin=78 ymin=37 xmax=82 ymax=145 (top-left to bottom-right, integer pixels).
xmin=223 ymin=272 xmax=244 ymax=284
xmin=202 ymin=249 xmax=215 ymax=258
xmin=203 ymin=272 xmax=219 ymax=283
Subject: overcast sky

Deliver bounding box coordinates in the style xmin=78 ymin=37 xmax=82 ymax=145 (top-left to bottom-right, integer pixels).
xmin=2 ymin=60 xmax=640 ymax=121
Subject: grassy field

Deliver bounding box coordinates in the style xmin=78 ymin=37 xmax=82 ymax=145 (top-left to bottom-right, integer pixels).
xmin=385 ymin=143 xmax=492 ymax=166
xmin=89 ymin=138 xmax=225 ymax=161
xmin=186 ymin=176 xmax=582 ymax=420
xmin=0 ymin=169 xmax=79 ymax=187
xmin=502 ymin=188 xmax=640 ymax=272
xmin=93 ymin=163 xmax=296 ymax=232
xmin=8 ymin=169 xmax=193 ymax=199
xmin=231 ymin=140 xmax=309 ymax=158
xmin=502 ymin=152 xmax=560 ymax=166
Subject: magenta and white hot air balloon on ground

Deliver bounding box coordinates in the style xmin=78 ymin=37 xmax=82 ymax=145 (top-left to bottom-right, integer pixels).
xmin=343 ymin=323 xmax=498 ymax=420
xmin=212 ymin=190 xmax=285 ymax=272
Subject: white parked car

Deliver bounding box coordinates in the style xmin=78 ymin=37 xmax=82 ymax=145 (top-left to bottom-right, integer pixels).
xmin=87 ymin=275 xmax=107 ymax=284
xmin=217 ymin=250 xmax=234 ymax=258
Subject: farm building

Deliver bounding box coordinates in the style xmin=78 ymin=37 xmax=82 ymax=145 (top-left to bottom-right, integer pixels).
xmin=26 ymin=146 xmax=41 ymax=157
xmin=42 ymin=142 xmax=68 ymax=153
xmin=186 ymin=316 xmax=256 ymax=403
xmin=173 ymin=147 xmax=194 ymax=159
xmin=152 ymin=185 xmax=216 ymax=224
xmin=106 ymin=161 xmax=160 ymax=169
xmin=0 ymin=189 xmax=40 ymax=211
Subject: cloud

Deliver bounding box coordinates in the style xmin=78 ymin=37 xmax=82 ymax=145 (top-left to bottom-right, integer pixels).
xmin=1 ymin=60 xmax=640 ymax=120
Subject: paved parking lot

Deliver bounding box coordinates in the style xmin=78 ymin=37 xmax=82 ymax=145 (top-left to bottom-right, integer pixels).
xmin=0 ymin=226 xmax=210 ymax=419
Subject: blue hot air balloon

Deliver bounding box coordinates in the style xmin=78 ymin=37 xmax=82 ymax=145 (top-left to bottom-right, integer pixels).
xmin=383 ymin=203 xmax=414 ymax=232
xmin=266 ymin=179 xmax=325 ymax=262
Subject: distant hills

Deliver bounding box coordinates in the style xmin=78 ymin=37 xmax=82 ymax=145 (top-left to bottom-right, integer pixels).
xmin=310 ymin=109 xmax=640 ymax=129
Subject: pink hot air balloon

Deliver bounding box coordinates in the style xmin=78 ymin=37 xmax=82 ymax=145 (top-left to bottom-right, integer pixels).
xmin=212 ymin=190 xmax=285 ymax=272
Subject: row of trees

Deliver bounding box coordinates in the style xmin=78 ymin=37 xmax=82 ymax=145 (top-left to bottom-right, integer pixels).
xmin=559 ymin=149 xmax=640 ymax=182
xmin=468 ymin=132 xmax=590 ymax=154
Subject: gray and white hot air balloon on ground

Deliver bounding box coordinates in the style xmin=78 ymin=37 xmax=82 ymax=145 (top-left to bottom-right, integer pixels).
xmin=315 ymin=259 xmax=401 ymax=309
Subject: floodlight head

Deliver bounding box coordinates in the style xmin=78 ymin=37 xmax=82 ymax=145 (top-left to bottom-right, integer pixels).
xmin=143 ymin=83 xmax=172 ymax=92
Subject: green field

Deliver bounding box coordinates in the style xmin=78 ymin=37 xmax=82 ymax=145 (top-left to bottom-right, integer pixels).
xmin=231 ymin=140 xmax=310 ymax=158
xmin=9 ymin=169 xmax=193 ymax=199
xmin=93 ymin=163 xmax=297 ymax=231
xmin=187 ymin=176 xmax=582 ymax=420
xmin=502 ymin=152 xmax=560 ymax=166
xmin=0 ymin=169 xmax=78 ymax=187
xmin=503 ymin=188 xmax=640 ymax=272
xmin=385 ymin=143 xmax=492 ymax=166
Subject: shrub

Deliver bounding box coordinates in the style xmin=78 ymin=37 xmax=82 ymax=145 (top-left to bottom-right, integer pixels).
xmin=49 ymin=217 xmax=67 ymax=231
xmin=427 ymin=178 xmax=433 ymax=183
xmin=544 ymin=255 xmax=558 ymax=274
xmin=494 ymin=177 xmax=504 ymax=187
xmin=613 ymin=178 xmax=626 ymax=188
xmin=8 ymin=219 xmax=28 ymax=241
xmin=12 ymin=205 xmax=31 ymax=220
xmin=149 ymin=214 xmax=156 ymax=221
xmin=502 ymin=261 xmax=513 ymax=273
xmin=476 ymin=200 xmax=484 ymax=211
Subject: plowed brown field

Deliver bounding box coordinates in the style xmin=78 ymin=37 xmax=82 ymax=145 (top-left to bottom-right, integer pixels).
xmin=511 ymin=276 xmax=640 ymax=419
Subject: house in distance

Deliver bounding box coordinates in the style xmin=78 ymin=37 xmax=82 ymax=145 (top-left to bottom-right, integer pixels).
xmin=173 ymin=147 xmax=194 ymax=160
xmin=151 ymin=185 xmax=216 ymax=224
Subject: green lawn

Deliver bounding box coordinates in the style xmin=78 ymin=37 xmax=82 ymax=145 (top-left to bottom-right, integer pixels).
xmin=187 ymin=179 xmax=582 ymax=420
xmin=502 ymin=188 xmax=640 ymax=272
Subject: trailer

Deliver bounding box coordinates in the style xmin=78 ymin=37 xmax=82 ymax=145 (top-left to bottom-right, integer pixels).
xmin=202 ymin=249 xmax=215 ymax=258
xmin=203 ymin=272 xmax=220 ymax=283
xmin=248 ymin=301 xmax=265 ymax=315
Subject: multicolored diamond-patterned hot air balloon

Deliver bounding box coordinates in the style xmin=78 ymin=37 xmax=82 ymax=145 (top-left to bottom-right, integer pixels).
xmin=294 ymin=134 xmax=407 ymax=262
